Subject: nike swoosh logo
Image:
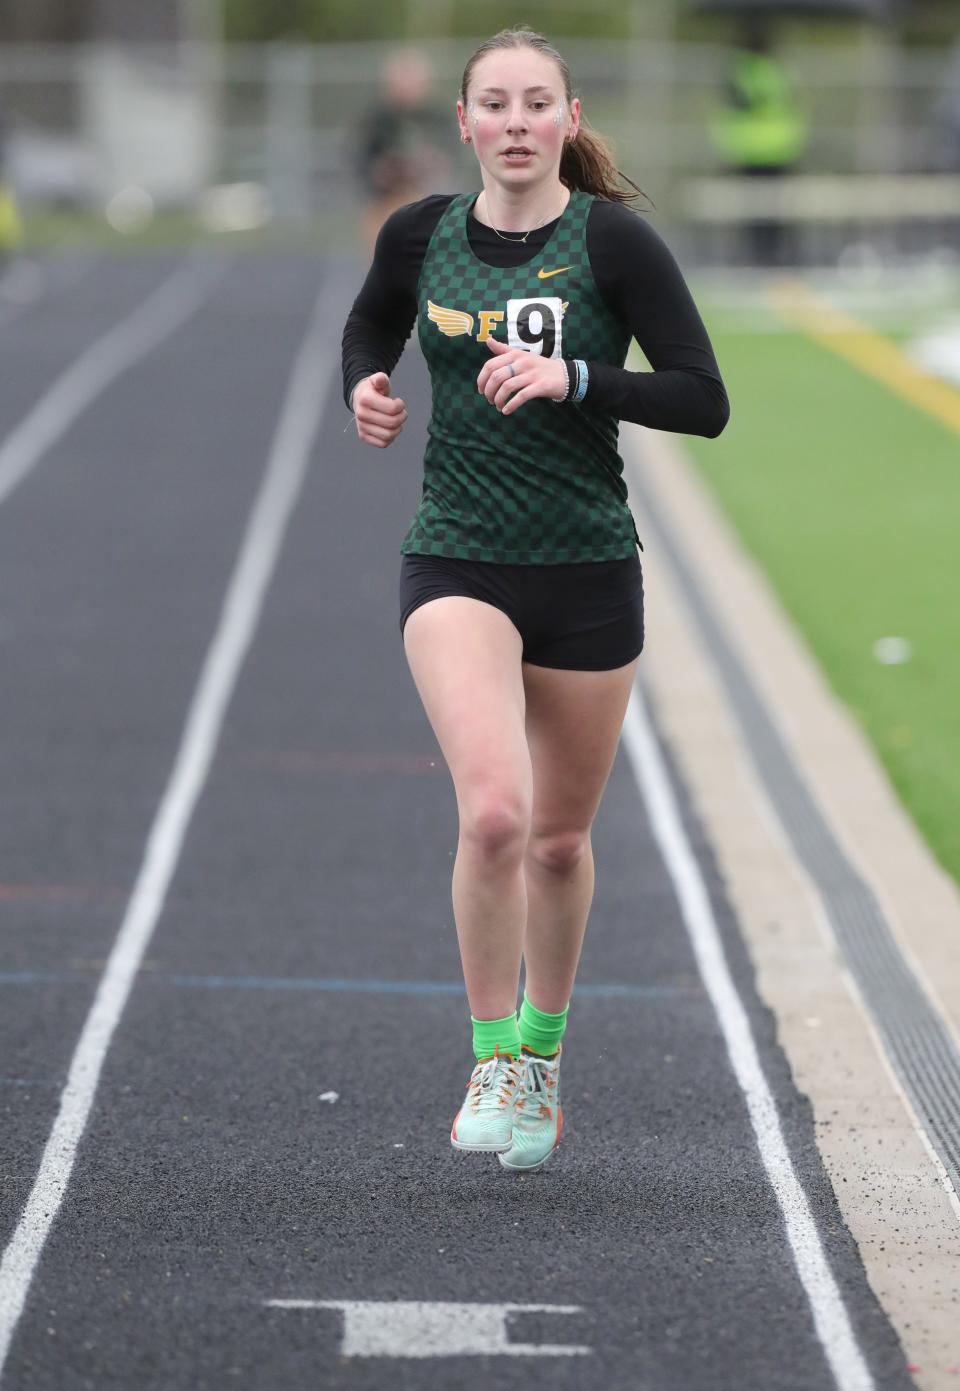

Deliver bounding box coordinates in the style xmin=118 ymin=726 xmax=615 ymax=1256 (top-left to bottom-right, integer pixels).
xmin=538 ymin=266 xmax=571 ymax=280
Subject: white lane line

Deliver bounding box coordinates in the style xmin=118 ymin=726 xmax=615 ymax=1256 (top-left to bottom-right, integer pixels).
xmin=0 ymin=274 xmax=341 ymax=1379
xmin=622 ymin=685 xmax=875 ymax=1391
xmin=0 ymin=253 xmax=225 ymax=510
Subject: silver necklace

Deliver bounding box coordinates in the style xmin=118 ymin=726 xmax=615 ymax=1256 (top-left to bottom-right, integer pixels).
xmin=477 ymin=192 xmax=567 ymax=244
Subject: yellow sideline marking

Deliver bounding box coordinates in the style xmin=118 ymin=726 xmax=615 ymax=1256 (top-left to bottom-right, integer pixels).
xmin=767 ymin=276 xmax=960 ymax=437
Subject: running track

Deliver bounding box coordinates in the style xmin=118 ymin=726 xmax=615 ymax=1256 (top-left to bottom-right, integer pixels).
xmin=0 ymin=250 xmax=914 ymax=1389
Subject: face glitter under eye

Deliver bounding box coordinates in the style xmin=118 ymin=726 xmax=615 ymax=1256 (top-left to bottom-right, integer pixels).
xmin=554 ymin=97 xmax=565 ymax=128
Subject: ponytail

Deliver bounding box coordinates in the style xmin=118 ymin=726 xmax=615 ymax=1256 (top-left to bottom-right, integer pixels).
xmin=461 ymin=27 xmax=654 ymax=210
xmin=560 ymin=118 xmax=652 ymax=208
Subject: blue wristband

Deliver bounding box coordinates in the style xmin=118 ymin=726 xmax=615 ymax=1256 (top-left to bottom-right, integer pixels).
xmin=571 ymin=359 xmax=588 ymax=404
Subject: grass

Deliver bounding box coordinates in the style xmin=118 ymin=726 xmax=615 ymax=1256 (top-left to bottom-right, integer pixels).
xmin=672 ymin=290 xmax=960 ymax=888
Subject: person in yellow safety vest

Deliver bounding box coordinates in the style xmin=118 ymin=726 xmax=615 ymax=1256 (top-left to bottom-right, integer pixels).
xmin=0 ymin=186 xmax=22 ymax=258
xmin=0 ymin=108 xmax=23 ymax=264
xmin=709 ymin=20 xmax=809 ymax=266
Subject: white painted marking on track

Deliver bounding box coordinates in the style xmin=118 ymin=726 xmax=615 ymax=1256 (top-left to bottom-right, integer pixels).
xmin=0 ymin=253 xmax=224 ymax=510
xmin=621 ymin=685 xmax=876 ymax=1391
xmin=0 ymin=273 xmax=345 ymax=1380
xmin=265 ymin=1301 xmax=590 ymax=1357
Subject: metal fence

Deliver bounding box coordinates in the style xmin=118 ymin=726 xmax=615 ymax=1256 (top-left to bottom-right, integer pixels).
xmin=1 ymin=36 xmax=958 ymax=262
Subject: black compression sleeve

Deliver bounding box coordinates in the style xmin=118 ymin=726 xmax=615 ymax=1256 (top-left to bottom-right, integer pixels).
xmin=340 ymin=196 xmax=447 ymax=411
xmin=584 ymin=201 xmax=730 ymax=437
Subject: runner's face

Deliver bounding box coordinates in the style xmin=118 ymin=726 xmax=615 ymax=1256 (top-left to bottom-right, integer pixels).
xmin=458 ymin=48 xmax=578 ymax=189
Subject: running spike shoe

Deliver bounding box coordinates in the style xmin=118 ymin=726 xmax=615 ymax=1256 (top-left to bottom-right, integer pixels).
xmin=450 ymin=1044 xmax=523 ymax=1152
xmin=497 ymin=1044 xmax=563 ymax=1171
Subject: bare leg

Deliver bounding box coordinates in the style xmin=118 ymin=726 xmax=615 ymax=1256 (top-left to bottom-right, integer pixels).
xmin=402 ymin=596 xmax=532 ymax=1019
xmin=522 ymin=829 xmax=595 ymax=1015
xmin=520 ymin=658 xmax=640 ymax=1014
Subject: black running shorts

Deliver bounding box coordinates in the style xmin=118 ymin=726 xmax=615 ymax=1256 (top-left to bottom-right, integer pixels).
xmin=398 ymin=552 xmax=644 ymax=671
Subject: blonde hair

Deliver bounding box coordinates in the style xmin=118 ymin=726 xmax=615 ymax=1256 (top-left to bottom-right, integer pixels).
xmin=459 ymin=26 xmax=653 ymax=208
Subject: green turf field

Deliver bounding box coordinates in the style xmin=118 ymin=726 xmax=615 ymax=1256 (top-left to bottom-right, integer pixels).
xmin=667 ymin=284 xmax=960 ymax=888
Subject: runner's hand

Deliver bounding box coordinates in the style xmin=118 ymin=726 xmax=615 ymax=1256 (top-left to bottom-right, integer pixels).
xmin=477 ymin=336 xmax=568 ymax=415
xmin=352 ymin=373 xmax=408 ymax=448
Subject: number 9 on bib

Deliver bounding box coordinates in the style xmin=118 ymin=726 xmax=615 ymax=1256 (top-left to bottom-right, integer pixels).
xmin=506 ymin=297 xmax=563 ymax=359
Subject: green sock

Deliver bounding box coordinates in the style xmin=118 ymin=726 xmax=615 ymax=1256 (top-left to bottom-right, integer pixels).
xmin=519 ymin=991 xmax=569 ymax=1057
xmin=471 ymin=1011 xmax=522 ymax=1062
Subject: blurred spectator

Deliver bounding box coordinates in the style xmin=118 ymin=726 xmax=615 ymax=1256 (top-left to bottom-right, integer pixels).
xmin=0 ymin=104 xmax=23 ymax=265
xmin=354 ymin=47 xmax=453 ymax=253
xmin=709 ymin=18 xmax=809 ymax=266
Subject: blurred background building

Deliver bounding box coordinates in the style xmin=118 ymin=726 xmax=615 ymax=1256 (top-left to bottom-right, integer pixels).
xmin=0 ymin=0 xmax=957 ymax=265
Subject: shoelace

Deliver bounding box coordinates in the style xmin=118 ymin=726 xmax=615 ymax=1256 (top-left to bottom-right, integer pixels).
xmin=467 ymin=1049 xmax=521 ymax=1111
xmin=518 ymin=1054 xmax=559 ymax=1119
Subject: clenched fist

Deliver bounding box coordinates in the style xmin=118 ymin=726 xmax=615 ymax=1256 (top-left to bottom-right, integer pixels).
xmin=351 ymin=372 xmax=408 ymax=449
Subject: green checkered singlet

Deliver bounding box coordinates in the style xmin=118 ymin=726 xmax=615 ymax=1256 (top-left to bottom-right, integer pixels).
xmin=399 ymin=189 xmax=643 ymax=564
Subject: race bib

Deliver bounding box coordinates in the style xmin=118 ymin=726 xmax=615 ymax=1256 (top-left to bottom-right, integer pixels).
xmin=506 ymin=297 xmax=563 ymax=359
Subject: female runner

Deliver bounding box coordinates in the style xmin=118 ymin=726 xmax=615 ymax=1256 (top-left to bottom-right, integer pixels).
xmin=340 ymin=26 xmax=729 ymax=1172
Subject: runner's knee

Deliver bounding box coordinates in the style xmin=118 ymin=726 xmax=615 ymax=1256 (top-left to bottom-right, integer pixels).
xmin=526 ymin=827 xmax=591 ymax=875
xmin=459 ymin=792 xmax=530 ymax=861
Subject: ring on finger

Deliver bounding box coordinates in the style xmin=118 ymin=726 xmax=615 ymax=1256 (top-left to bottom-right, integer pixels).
xmin=505 ymin=362 xmax=517 ymax=378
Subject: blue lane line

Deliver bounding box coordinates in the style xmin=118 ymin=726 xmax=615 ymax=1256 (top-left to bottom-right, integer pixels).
xmin=0 ymin=970 xmax=698 ymax=999
xmin=0 ymin=1077 xmax=60 ymax=1087
xmin=174 ymin=974 xmax=466 ymax=995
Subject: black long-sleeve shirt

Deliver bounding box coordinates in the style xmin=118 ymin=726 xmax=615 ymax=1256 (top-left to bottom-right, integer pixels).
xmin=341 ymin=192 xmax=729 ymax=438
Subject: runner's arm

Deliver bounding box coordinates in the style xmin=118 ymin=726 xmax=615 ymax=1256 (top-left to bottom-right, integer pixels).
xmin=579 ymin=201 xmax=730 ymax=438
xmin=341 ymin=196 xmax=448 ymax=411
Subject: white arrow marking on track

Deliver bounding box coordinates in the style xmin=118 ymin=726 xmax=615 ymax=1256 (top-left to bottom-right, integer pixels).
xmin=265 ymin=1300 xmax=591 ymax=1357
